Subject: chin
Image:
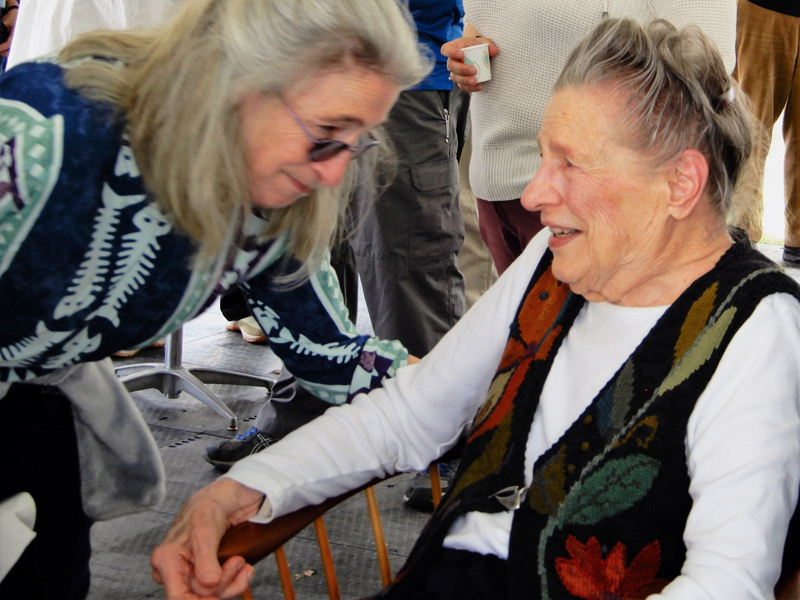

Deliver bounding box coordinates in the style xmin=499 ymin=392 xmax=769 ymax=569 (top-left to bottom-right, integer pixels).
xmin=250 ymin=193 xmax=304 ymax=209
xmin=551 ymin=261 xmax=584 ymax=290
xmin=550 ymin=259 xmax=570 ymax=283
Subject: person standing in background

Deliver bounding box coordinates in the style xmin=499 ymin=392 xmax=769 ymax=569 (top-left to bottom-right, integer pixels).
xmin=349 ymin=0 xmax=470 ymax=511
xmin=732 ymin=0 xmax=800 ymax=261
xmin=443 ymin=0 xmax=736 ymax=275
xmin=350 ymin=0 xmax=468 ymax=360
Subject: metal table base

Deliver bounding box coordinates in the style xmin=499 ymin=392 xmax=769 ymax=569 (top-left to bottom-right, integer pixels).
xmin=115 ymin=328 xmax=273 ymax=431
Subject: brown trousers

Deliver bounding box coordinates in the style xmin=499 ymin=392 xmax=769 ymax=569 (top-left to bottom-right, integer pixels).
xmin=733 ymin=0 xmax=800 ymax=245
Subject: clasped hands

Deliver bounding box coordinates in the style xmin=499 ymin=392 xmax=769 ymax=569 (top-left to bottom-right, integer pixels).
xmin=150 ymin=478 xmax=265 ymax=600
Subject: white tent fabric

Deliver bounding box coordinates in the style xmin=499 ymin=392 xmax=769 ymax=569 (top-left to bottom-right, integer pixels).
xmin=8 ymin=0 xmax=184 ymax=68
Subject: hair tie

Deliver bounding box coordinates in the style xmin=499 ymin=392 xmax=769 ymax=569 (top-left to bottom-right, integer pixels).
xmin=715 ymin=87 xmax=735 ymax=112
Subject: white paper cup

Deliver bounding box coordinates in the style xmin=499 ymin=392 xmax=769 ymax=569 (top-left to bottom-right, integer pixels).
xmin=462 ymin=43 xmax=491 ymax=83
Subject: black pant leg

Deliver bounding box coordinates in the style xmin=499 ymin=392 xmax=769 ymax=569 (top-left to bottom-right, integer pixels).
xmin=0 ymin=384 xmax=92 ymax=600
xmin=219 ymin=288 xmax=251 ymax=322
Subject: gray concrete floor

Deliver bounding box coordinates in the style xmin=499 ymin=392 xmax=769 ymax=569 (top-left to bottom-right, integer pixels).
xmin=92 ymin=247 xmax=800 ymax=600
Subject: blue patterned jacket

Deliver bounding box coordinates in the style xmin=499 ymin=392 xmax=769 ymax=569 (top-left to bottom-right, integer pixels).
xmin=0 ymin=59 xmax=407 ymax=403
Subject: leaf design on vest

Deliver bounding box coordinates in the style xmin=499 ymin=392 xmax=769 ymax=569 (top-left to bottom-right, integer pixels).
xmin=53 ymin=184 xmax=145 ymax=319
xmin=561 ymin=455 xmax=659 ymax=526
xmin=596 ymin=361 xmax=636 ymax=439
xmin=443 ymin=411 xmax=514 ymax=509
xmin=658 ymin=306 xmax=736 ymax=396
xmin=469 ymin=357 xmax=531 ymax=442
xmin=672 ymin=282 xmax=718 ymax=369
xmin=528 ymin=445 xmax=567 ymax=516
xmin=471 ymin=369 xmax=512 ymax=434
xmin=497 ymin=266 xmax=570 ymax=372
xmin=497 ymin=337 xmax=526 ymax=371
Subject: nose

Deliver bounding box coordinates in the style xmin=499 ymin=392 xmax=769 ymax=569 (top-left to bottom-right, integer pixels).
xmin=520 ymin=161 xmax=560 ymax=212
xmin=310 ymin=151 xmax=352 ymax=188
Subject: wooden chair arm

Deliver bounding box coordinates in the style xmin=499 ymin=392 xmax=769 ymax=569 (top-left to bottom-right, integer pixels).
xmin=218 ymin=443 xmax=464 ymax=566
xmin=218 ymin=476 xmax=389 ymax=565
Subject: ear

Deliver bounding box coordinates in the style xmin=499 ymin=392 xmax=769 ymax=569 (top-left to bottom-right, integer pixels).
xmin=665 ymin=149 xmax=709 ymax=220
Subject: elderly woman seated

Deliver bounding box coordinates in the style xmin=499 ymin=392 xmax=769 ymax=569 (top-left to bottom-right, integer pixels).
xmin=152 ymin=18 xmax=800 ymax=600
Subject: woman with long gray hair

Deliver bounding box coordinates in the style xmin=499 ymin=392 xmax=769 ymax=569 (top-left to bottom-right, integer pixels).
xmin=153 ymin=18 xmax=800 ymax=600
xmin=0 ymin=0 xmax=428 ymax=597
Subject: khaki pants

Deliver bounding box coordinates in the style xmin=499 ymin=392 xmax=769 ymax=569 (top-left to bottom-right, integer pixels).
xmin=733 ymin=0 xmax=800 ymax=245
xmin=457 ymin=133 xmax=498 ymax=308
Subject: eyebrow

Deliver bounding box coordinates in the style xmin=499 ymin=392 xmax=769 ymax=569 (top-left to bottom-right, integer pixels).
xmin=538 ymin=135 xmax=572 ymax=158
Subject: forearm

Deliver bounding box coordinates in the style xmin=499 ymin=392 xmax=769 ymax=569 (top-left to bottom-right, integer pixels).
xmin=243 ymin=251 xmax=408 ymax=405
xmin=224 ymin=343 xmax=483 ymax=521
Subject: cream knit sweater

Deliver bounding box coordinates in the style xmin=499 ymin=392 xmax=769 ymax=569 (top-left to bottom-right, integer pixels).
xmin=464 ymin=0 xmax=737 ymax=201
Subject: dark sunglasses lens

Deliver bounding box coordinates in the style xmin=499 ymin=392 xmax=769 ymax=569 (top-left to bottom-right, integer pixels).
xmin=309 ymin=140 xmax=348 ymax=162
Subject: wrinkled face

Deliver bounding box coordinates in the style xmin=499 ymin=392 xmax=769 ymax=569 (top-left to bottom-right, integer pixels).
xmin=239 ymin=64 xmax=399 ymax=209
xmin=521 ymin=85 xmax=673 ymax=302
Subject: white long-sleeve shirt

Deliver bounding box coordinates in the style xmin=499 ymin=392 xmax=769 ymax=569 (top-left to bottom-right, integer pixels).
xmin=227 ymin=230 xmax=800 ymax=599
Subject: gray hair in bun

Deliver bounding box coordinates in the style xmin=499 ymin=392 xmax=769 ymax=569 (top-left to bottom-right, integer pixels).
xmin=556 ymin=17 xmax=752 ymax=218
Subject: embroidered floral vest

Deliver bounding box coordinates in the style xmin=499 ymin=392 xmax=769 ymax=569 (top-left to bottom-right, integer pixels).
xmin=379 ymin=236 xmax=800 ymax=600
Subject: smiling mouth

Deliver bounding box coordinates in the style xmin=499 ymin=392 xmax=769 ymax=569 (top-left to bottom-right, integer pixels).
xmin=289 ymin=176 xmax=313 ymax=194
xmin=550 ymin=227 xmax=579 ymax=237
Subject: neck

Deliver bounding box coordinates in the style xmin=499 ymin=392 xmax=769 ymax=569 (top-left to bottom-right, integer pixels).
xmin=587 ymin=219 xmax=733 ymax=307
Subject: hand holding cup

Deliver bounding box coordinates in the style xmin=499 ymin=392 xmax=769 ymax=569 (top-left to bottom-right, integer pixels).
xmin=441 ymin=36 xmax=499 ymax=93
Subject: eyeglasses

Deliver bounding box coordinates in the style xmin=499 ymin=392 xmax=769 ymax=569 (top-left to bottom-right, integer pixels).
xmin=282 ymin=101 xmax=379 ymax=163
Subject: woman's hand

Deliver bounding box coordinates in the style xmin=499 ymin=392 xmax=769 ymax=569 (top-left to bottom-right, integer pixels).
xmin=150 ymin=478 xmax=265 ymax=600
xmin=441 ymin=35 xmax=499 ymax=93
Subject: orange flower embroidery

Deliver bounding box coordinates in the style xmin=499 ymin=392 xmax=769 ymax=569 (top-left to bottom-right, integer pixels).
xmin=555 ymin=536 xmax=669 ymax=600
